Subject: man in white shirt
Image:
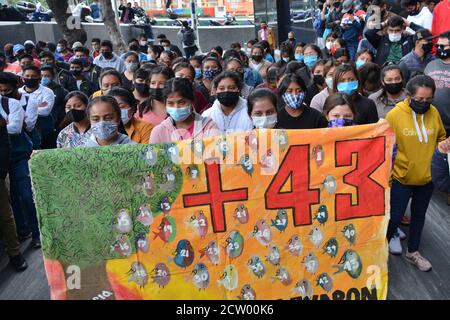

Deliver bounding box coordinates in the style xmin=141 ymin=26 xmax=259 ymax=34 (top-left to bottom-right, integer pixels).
xmin=402 ymin=0 xmax=433 ymax=34
xmin=93 ymin=40 xmax=125 ymax=73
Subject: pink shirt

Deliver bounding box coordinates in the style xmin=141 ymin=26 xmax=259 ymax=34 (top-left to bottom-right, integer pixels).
xmin=135 ymin=111 xmax=167 ymax=127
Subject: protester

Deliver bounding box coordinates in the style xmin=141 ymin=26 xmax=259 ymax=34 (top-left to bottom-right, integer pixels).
xmin=247 ymin=88 xmax=279 ymax=129
xmin=323 ymin=92 xmax=357 ymax=127
xmin=257 ymin=21 xmax=276 ymax=51
xmin=93 ymin=40 xmax=125 ymax=73
xmin=225 ymin=58 xmax=254 ymax=99
xmin=93 ymin=69 xmax=123 ymax=98
xmin=249 ymin=44 xmax=272 ymax=80
xmin=310 ymin=60 xmax=340 ymax=112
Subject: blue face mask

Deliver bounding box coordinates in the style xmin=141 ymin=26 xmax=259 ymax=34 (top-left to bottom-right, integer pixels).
xmin=282 ymin=92 xmax=305 ymax=110
xmin=337 ymin=80 xmax=359 ymax=95
xmin=167 ymin=105 xmax=192 ymax=122
xmin=194 ymin=68 xmax=202 ymax=79
xmin=282 ymin=57 xmax=290 ymax=63
xmin=328 ymin=118 xmax=355 ymax=128
xmin=203 ymin=69 xmax=220 ymax=80
xmin=41 ymin=77 xmax=51 ymax=87
xmin=356 ymin=59 xmax=366 ymax=69
xmin=304 ymin=55 xmax=318 ymax=68
xmin=295 ymin=54 xmax=304 ymax=62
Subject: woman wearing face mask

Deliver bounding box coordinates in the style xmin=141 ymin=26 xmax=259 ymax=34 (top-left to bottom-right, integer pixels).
xmin=333 ymin=64 xmax=379 ymax=124
xmin=57 ymin=91 xmax=91 ymax=148
xmin=159 ymin=50 xmax=175 ymax=68
xmin=149 ymin=78 xmax=219 ymax=144
xmin=83 ymin=96 xmax=134 ymax=147
xmin=302 ymin=44 xmax=323 ymax=71
xmin=310 ymin=60 xmax=340 ymax=112
xmin=323 ymin=32 xmax=339 ymax=59
xmin=323 ymin=93 xmax=357 ymax=127
xmin=385 ymin=75 xmax=449 ymax=271
xmin=136 ymin=66 xmax=173 ymax=126
xmin=358 ymin=62 xmax=382 ymax=97
xmin=202 ymin=71 xmax=253 ymax=133
xmin=305 ymin=59 xmax=329 ymax=106
xmin=225 ymin=58 xmax=254 ymax=99
xmin=294 ymin=42 xmax=306 ymax=62
xmin=247 ymin=88 xmax=279 ymax=129
xmin=369 ymin=65 xmax=406 ymax=118
xmin=277 ymin=42 xmax=295 ymax=66
xmin=92 ymin=69 xmax=123 ymax=98
xmin=132 ymin=68 xmax=151 ymax=104
xmin=122 ymin=52 xmax=140 ymax=91
xmin=355 ymin=49 xmax=375 ymax=70
xmin=173 ymin=62 xmax=209 ymax=113
xmin=108 ymin=87 xmax=153 ymax=144
xmin=249 ymin=44 xmax=272 ymax=80
xmin=277 ymin=73 xmax=328 ymax=129
xmin=147 ymin=45 xmax=163 ymax=64
xmin=198 ymin=57 xmax=222 ymax=103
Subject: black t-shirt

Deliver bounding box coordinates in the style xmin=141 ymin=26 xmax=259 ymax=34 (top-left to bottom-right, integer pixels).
xmin=353 ymin=94 xmax=379 ymax=125
xmin=121 ymin=73 xmax=134 ymax=91
xmin=277 ymin=104 xmax=328 ymax=129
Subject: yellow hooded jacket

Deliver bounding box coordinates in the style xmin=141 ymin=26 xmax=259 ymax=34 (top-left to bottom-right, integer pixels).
xmin=386 ymin=99 xmax=446 ymax=186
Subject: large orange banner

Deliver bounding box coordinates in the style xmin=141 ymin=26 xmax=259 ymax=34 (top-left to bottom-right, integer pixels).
xmin=30 ymin=121 xmax=394 ymax=300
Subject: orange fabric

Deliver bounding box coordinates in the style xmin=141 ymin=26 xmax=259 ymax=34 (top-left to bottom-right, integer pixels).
xmin=125 ymin=117 xmax=154 ymax=144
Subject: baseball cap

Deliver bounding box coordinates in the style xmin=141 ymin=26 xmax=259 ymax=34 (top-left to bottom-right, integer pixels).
xmin=13 ymin=44 xmax=25 ymax=54
xmin=24 ymin=40 xmax=35 ymax=47
xmin=414 ymin=28 xmax=434 ymax=42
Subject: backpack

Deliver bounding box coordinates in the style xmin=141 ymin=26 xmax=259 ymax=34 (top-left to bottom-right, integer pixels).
xmin=183 ymin=29 xmax=196 ymax=47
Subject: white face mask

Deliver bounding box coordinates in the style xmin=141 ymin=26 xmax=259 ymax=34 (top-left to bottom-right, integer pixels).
xmin=326 ymin=77 xmax=333 ymax=89
xmin=388 ymin=33 xmax=402 ymax=43
xmin=252 ymin=114 xmax=278 ymax=129
xmin=120 ymin=108 xmax=131 ymax=125
xmin=326 ymin=41 xmax=333 ymax=50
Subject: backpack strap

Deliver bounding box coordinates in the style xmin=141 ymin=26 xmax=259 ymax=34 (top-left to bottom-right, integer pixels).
xmin=1 ymin=96 xmax=9 ymax=115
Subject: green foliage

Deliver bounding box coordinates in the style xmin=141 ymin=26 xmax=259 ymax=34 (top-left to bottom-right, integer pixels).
xmin=30 ymin=144 xmax=183 ymax=268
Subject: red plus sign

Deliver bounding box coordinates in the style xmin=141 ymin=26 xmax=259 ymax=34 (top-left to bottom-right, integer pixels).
xmin=183 ymin=160 xmax=248 ymax=233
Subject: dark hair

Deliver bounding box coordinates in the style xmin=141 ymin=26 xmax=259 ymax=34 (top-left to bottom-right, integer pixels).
xmin=39 ymin=51 xmax=55 ymax=61
xmin=172 ymin=56 xmax=190 ymax=68
xmin=57 ymin=39 xmax=68 ymax=47
xmin=24 ymin=43 xmax=34 ymax=54
xmin=64 ymin=90 xmax=89 ymax=108
xmin=280 ymin=42 xmax=294 ymax=60
xmin=99 ymin=68 xmax=123 ymax=85
xmin=247 ymin=88 xmax=278 ymax=116
xmin=212 ymin=71 xmax=243 ymax=91
xmin=0 ymin=71 xmax=19 ymax=87
xmin=359 ymin=62 xmax=381 ymax=86
xmin=333 ymin=64 xmax=360 ymax=93
xmin=40 ymin=65 xmax=55 ymax=76
xmin=128 ymin=38 xmax=139 ymax=45
xmin=70 ymin=58 xmax=83 ymax=67
xmin=259 ymin=40 xmax=270 ymax=52
xmin=267 ymin=66 xmax=280 ymax=82
xmin=401 ymin=0 xmax=420 ymax=8
xmin=225 ymin=57 xmax=244 ymax=70
xmin=211 ymin=46 xmax=223 ymax=57
xmin=140 ymin=62 xmax=158 ymax=72
xmin=311 ymin=59 xmax=327 ymax=73
xmin=201 ymin=57 xmax=222 ymax=72
xmin=378 ymin=65 xmax=403 ymax=100
xmin=148 ymin=45 xmax=163 ymax=59
xmin=91 ymin=38 xmax=101 ymax=44
xmin=133 ymin=68 xmax=150 ymax=81
xmin=128 ymin=44 xmax=141 ymax=53
xmin=22 ymin=65 xmax=40 ymax=75
xmin=230 ymin=42 xmax=241 ymax=50
xmin=173 ymin=62 xmax=195 ymax=79
xmin=123 ymin=51 xmax=139 ymax=61
xmin=160 ymin=50 xmax=175 ymax=61
xmin=160 ymin=39 xmax=171 ymax=46
xmin=251 ymin=44 xmax=265 ymax=55
xmin=86 ymin=95 xmax=121 ymax=119
xmin=295 ymin=42 xmax=306 ymax=50
xmin=333 ymin=48 xmax=350 ymax=60
xmin=303 ymin=44 xmax=323 ymax=59
xmin=323 ymin=93 xmax=357 ymax=117
xmin=163 ymin=77 xmax=195 ymax=102
xmin=18 ymin=53 xmax=33 ymax=62
xmin=190 ymin=55 xmax=204 ymax=66
xmin=439 ymin=30 xmax=450 ymax=41
xmin=223 ymin=49 xmax=241 ymax=62
xmin=247 ymin=39 xmax=258 ymax=46
xmin=285 ymin=61 xmax=306 ymax=74
xmin=206 ymin=52 xmax=220 ymax=60
xmin=150 ymin=65 xmax=175 ymax=81
xmin=387 ymin=15 xmax=405 ymax=28
xmin=47 ymin=42 xmax=57 ymax=53
xmin=74 ymin=46 xmax=90 ymax=56
xmin=355 ymin=49 xmax=375 ymax=62
xmin=406 ymin=74 xmax=436 ymax=96
xmin=108 ymin=87 xmax=138 ymax=113
xmin=278 ymin=73 xmax=307 ymax=102
xmin=100 ymin=40 xmax=113 ymax=50
xmin=157 ymin=34 xmax=167 ymax=40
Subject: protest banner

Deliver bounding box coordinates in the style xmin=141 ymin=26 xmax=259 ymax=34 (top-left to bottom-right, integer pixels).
xmin=30 ymin=121 xmax=394 ymax=300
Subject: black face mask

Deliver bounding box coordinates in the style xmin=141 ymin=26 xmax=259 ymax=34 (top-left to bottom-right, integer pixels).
xmin=313 ymin=74 xmax=325 ymax=86
xmin=71 ymin=70 xmax=83 ymax=78
xmin=67 ymin=109 xmax=86 ymax=123
xmin=150 ymin=88 xmax=164 ymax=101
xmin=135 ymin=83 xmax=150 ymax=95
xmin=437 ymin=47 xmax=450 ymax=60
xmin=384 ymin=82 xmax=403 ymax=95
xmin=217 ymin=91 xmax=240 ymax=107
xmin=252 ymin=55 xmax=263 ymax=62
xmin=410 ymin=99 xmax=431 ymax=114
xmin=422 ymin=42 xmax=433 ymax=54
xmin=24 ymin=78 xmax=40 ymax=88
xmin=103 ymin=52 xmax=113 ymax=59
xmin=333 ymin=2 xmax=341 ymax=8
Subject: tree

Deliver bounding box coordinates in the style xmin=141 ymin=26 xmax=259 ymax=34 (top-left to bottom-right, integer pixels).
xmin=46 ymin=0 xmax=87 ymax=45
xmin=98 ymin=0 xmax=127 ymax=53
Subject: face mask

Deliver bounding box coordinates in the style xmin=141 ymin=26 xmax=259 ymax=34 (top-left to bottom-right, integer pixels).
xmin=150 ymin=88 xmax=164 ymax=101
xmin=261 ymin=25 xmax=267 ymax=30
xmin=140 ymin=41 xmax=147 ymax=46
xmin=167 ymin=105 xmax=192 ymax=122
xmin=252 ymin=114 xmax=277 ymax=129
xmin=410 ymin=99 xmax=431 ymax=114
xmin=41 ymin=77 xmax=51 ymax=87
xmin=120 ymin=108 xmax=132 ymax=125
xmin=56 ymin=46 xmax=63 ymax=53
xmin=24 ymin=78 xmax=40 ymax=88
xmin=326 ymin=77 xmax=333 ymax=89
xmin=71 ymin=69 xmax=83 ymax=77
xmin=295 ymin=54 xmax=304 ymax=62
xmin=146 ymin=54 xmax=155 ymax=62
xmin=328 ymin=118 xmax=355 ymax=127
xmin=252 ymin=55 xmax=263 ymax=62
xmin=388 ymin=33 xmax=402 ymax=43
xmin=67 ymin=109 xmax=86 ymax=123
xmin=126 ymin=62 xmax=139 ymax=73
xmin=313 ymin=74 xmax=325 ymax=86
xmin=326 ymin=41 xmax=333 ymax=50
xmin=282 ymin=57 xmax=290 ymax=63
xmin=337 ymin=80 xmax=359 ymax=95
xmin=103 ymin=52 xmax=113 ymax=59
xmin=421 ymin=42 xmax=433 ymax=55
xmin=437 ymin=47 xmax=450 ymax=60
xmin=164 ymin=47 xmax=171 ymax=52
xmin=304 ymin=55 xmax=318 ymax=68
xmin=203 ymin=69 xmax=220 ymax=80
xmin=282 ymin=92 xmax=305 ymax=109
xmin=383 ymin=82 xmax=403 ymax=95
xmin=135 ymin=83 xmax=149 ymax=95
xmin=91 ymin=120 xmax=118 ymax=141
xmin=356 ymin=59 xmax=366 ymax=69
xmin=194 ymin=68 xmax=202 ymax=79
xmin=217 ymin=91 xmax=240 ymax=107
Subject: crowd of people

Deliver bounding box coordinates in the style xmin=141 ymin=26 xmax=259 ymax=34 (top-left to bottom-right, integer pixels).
xmin=0 ymin=0 xmax=449 ymax=284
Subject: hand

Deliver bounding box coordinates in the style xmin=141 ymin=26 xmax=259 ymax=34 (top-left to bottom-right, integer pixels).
xmin=402 ymin=17 xmax=410 ymax=27
xmin=438 ymin=138 xmax=450 ymax=154
xmin=38 ymin=102 xmax=48 ymax=108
